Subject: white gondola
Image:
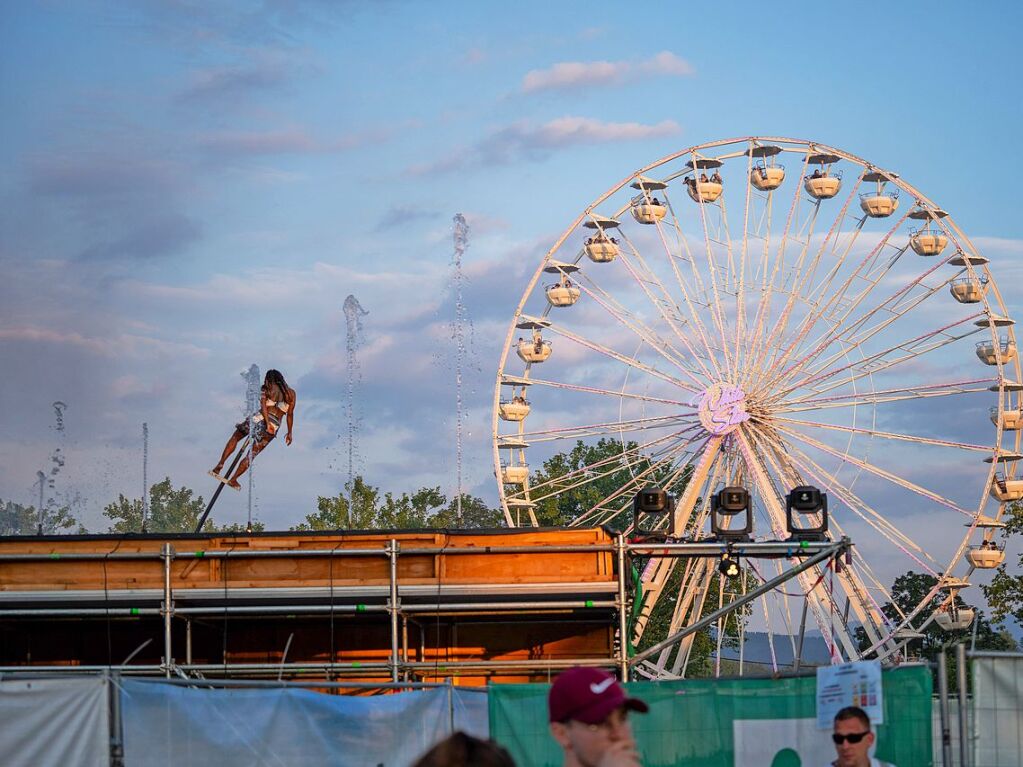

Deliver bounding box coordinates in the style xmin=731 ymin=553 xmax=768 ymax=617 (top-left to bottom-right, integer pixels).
xmin=683 ymin=158 xmax=724 ymax=203
xmin=585 ymin=238 xmax=619 ymax=262
xmin=975 ymin=337 xmax=1017 ymax=365
xmin=582 ymin=216 xmax=621 ymax=262
xmin=630 ymin=176 xmax=669 ymax=223
xmin=750 ymin=165 xmax=785 ymax=191
xmin=991 ymin=474 xmax=1023 ymax=502
xmin=747 ymin=144 xmax=785 ymax=190
xmin=499 ymin=398 xmax=531 ymax=422
xmin=859 ymin=171 xmax=900 ymax=218
xmin=632 ymin=200 xmax=667 ymax=224
xmin=499 ymin=463 xmax=529 ymax=484
xmin=803 ymin=152 xmax=842 ymax=199
xmin=950 ymin=276 xmax=987 ymax=304
xmin=966 ymin=545 xmax=1006 ymax=569
xmin=990 ymin=406 xmax=1023 ymax=430
xmin=546 ymin=283 xmax=581 ymax=307
xmin=934 ymin=606 xmax=975 ymax=631
xmin=908 ymin=208 xmax=949 ymax=255
xmin=517 ymin=338 xmax=552 ymax=363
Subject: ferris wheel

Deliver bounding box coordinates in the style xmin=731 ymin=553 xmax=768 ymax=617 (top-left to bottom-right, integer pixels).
xmin=491 ymin=136 xmax=1022 ymax=674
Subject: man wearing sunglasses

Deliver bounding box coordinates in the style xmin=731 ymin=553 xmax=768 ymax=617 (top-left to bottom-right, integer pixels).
xmin=829 ymin=706 xmax=894 ymax=767
xmin=548 ymin=666 xmax=649 ymax=767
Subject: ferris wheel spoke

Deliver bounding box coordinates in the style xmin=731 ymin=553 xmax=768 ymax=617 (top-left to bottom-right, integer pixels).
xmin=518 ymin=415 xmax=698 ymax=443
xmin=742 ymin=149 xmax=816 ymax=390
xmin=778 ymin=377 xmax=995 ymax=411
xmin=570 ymin=439 xmax=699 ymax=527
xmin=686 ymin=170 xmax=739 ymax=378
xmin=757 ymin=174 xmax=865 ymax=377
xmin=736 ymin=428 xmax=856 ymax=659
xmin=765 ymin=254 xmax=961 ymax=393
xmin=772 ymin=416 xmax=993 ymax=453
xmin=538 ymin=320 xmax=702 ymax=394
xmin=576 ymin=277 xmax=707 ymax=387
xmin=748 ymin=428 xmax=900 ymax=649
xmin=524 ymin=429 xmax=697 ymax=504
xmin=766 ymin=208 xmax=911 ymax=377
xmin=770 ymin=312 xmax=986 ymax=402
xmin=521 ymin=376 xmax=695 ymax=408
xmin=773 ymin=421 xmax=974 ymax=518
xmin=617 ymin=230 xmax=724 ymax=381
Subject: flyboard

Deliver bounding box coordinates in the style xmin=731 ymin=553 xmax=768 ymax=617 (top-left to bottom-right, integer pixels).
xmin=195 ymin=437 xmax=249 ymax=533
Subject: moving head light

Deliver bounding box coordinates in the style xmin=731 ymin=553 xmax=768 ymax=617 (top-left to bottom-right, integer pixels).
xmin=633 ymin=487 xmax=674 ymax=541
xmin=711 ymin=486 xmax=752 ymax=542
xmin=786 ymin=485 xmax=829 ymax=541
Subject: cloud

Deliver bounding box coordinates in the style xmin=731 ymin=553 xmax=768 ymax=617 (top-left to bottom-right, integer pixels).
xmin=78 ymin=213 xmax=202 ymax=261
xmin=194 ymin=126 xmax=391 ymax=159
xmin=521 ymin=51 xmax=694 ymax=94
xmin=407 ymin=116 xmax=681 ymax=176
xmin=373 ymin=204 xmax=442 ymax=232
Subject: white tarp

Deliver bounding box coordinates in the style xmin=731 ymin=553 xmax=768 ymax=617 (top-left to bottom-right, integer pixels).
xmin=972 ymin=654 xmax=1023 ymax=767
xmin=121 ymin=680 xmax=488 ymax=767
xmin=0 ymin=675 xmax=110 ymax=767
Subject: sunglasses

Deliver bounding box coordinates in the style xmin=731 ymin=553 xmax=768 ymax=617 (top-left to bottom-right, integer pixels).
xmin=832 ymin=732 xmax=870 ymax=745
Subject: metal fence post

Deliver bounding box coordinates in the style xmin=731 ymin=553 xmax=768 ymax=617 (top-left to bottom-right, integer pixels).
xmin=938 ymin=648 xmax=953 ymax=767
xmin=957 ymin=642 xmax=969 ymax=767
xmin=161 ymin=543 xmax=174 ymax=678
xmin=616 ymin=533 xmax=629 ymax=681
xmin=389 ymin=539 xmax=400 ymax=683
xmin=108 ymin=669 xmax=124 ymax=767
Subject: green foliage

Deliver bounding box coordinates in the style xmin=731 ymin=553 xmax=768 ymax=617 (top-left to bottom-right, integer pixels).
xmin=982 ymin=500 xmax=1023 ymax=630
xmin=635 ymin=558 xmax=758 ymax=677
xmin=428 ymin=493 xmax=506 ymax=529
xmin=528 ymin=438 xmax=684 ymax=530
xmin=104 ymin=477 xmax=208 ymax=533
xmin=294 ymin=477 xmax=503 ymax=531
xmin=858 ymin=570 xmax=1017 ymax=691
xmin=0 ymin=498 xmax=81 ymax=535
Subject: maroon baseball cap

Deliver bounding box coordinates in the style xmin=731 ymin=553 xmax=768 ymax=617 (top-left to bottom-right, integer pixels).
xmin=548 ymin=667 xmax=649 ymax=724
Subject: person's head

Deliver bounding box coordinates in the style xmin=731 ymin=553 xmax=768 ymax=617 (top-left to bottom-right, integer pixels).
xmin=548 ymin=667 xmax=648 ymax=766
xmin=264 ymin=369 xmax=288 ymax=395
xmin=411 ymin=732 xmax=515 ymax=767
xmin=832 ymin=706 xmax=875 ymax=767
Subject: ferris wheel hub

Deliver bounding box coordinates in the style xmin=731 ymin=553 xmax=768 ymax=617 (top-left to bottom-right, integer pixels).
xmin=696 ymin=383 xmax=751 ymax=436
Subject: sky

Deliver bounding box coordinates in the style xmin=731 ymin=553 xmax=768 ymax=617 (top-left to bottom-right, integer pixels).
xmin=2 ymin=0 xmax=1022 ymax=580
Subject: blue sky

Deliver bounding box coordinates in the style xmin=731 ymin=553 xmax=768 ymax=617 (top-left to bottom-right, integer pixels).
xmin=2 ymin=0 xmax=1022 ymax=550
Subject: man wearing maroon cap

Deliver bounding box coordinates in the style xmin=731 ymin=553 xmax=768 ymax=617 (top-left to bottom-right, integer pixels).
xmin=548 ymin=666 xmax=648 ymax=767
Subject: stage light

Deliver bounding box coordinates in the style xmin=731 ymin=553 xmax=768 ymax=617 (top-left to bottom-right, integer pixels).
xmin=632 ymin=487 xmax=674 ymax=540
xmin=711 ymin=486 xmax=752 ymax=542
xmin=785 ymin=485 xmax=829 ymax=541
xmin=718 ymin=552 xmax=741 ymax=578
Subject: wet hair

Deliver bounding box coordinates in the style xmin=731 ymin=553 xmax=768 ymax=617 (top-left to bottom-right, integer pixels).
xmin=263 ymin=369 xmax=289 ymax=399
xmin=411 ymin=732 xmax=515 ymax=767
xmin=834 ymin=706 xmax=871 ymax=730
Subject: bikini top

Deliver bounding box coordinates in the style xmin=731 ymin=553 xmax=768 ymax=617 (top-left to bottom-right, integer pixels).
xmin=265 ymin=399 xmax=290 ymax=413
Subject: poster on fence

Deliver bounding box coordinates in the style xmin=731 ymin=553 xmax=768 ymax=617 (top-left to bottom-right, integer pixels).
xmin=816 ymin=660 xmax=883 ymax=729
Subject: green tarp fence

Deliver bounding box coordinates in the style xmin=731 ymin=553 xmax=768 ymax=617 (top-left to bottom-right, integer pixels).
xmin=490 ymin=666 xmax=932 ymax=767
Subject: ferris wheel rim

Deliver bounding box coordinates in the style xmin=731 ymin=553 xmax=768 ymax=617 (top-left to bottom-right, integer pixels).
xmin=491 ymin=135 xmax=1020 ymax=668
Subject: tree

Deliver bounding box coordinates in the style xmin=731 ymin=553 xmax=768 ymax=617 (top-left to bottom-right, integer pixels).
xmin=982 ymin=499 xmax=1023 ymax=630
xmin=428 ymin=493 xmax=505 ymax=529
xmin=294 ymin=477 xmax=381 ymax=530
xmin=377 ymin=486 xmax=445 ymax=529
xmin=104 ymin=477 xmax=208 ymax=533
xmin=858 ymin=570 xmax=1017 ymax=690
xmin=296 ymin=477 xmax=504 ymax=531
xmin=1 ymin=499 xmax=81 ymax=535
xmin=529 ymin=438 xmax=683 ymax=530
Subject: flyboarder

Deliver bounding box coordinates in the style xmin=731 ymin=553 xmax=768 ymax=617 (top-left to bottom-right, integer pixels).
xmin=210 ymin=369 xmax=296 ymax=490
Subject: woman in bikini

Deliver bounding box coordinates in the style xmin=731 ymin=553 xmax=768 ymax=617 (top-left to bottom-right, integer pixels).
xmin=210 ymin=369 xmax=296 ymax=490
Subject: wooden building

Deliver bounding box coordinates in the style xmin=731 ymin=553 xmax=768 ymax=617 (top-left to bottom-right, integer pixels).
xmin=0 ymin=527 xmax=624 ymax=685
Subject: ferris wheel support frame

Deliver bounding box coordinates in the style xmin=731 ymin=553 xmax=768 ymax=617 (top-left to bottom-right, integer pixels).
xmin=629 ymin=537 xmax=853 ymax=673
